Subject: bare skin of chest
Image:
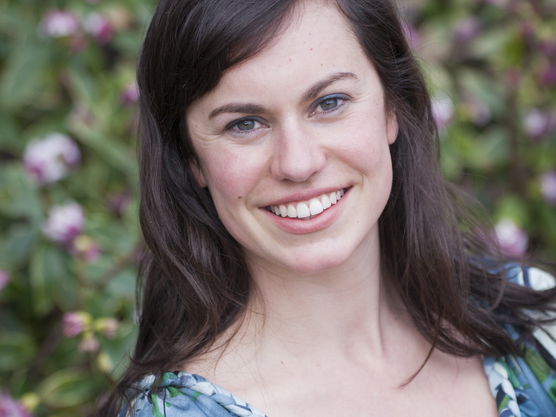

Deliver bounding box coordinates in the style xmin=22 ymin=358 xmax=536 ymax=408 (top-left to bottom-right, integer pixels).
xmin=189 ymin=353 xmax=499 ymax=417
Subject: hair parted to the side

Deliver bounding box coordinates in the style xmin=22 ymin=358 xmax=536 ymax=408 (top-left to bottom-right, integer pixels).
xmin=96 ymin=0 xmax=556 ymax=414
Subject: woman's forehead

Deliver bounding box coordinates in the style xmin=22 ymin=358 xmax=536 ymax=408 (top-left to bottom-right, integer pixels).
xmin=187 ymin=1 xmax=372 ymax=116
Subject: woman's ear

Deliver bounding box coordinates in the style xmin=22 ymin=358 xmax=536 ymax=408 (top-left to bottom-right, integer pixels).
xmin=386 ymin=111 xmax=399 ymax=145
xmin=190 ymin=159 xmax=207 ymax=188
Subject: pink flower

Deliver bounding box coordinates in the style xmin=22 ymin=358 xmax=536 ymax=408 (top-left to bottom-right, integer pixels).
xmin=23 ymin=133 xmax=80 ymax=185
xmin=107 ymin=191 xmax=132 ymax=216
xmin=495 ymin=219 xmax=528 ymax=257
xmin=0 ymin=270 xmax=10 ymax=292
xmin=523 ymin=109 xmax=550 ymax=139
xmin=63 ymin=312 xmax=88 ymax=337
xmin=540 ymin=63 xmax=556 ymax=88
xmin=79 ymin=335 xmax=100 ymax=352
xmin=463 ymin=94 xmax=491 ymax=126
xmin=0 ymin=392 xmax=32 ymax=417
xmin=402 ymin=22 xmax=421 ymax=50
xmin=41 ymin=10 xmax=80 ymax=38
xmin=121 ymin=82 xmax=140 ymax=105
xmin=454 ymin=17 xmax=481 ymax=42
xmin=84 ymin=13 xmax=114 ymax=43
xmin=541 ymin=40 xmax=556 ymax=57
xmin=540 ymin=172 xmax=556 ymax=205
xmin=43 ymin=203 xmax=84 ymax=245
xmin=96 ymin=318 xmax=119 ymax=338
xmin=431 ymin=95 xmax=454 ymax=130
xmin=70 ymin=235 xmax=101 ymax=262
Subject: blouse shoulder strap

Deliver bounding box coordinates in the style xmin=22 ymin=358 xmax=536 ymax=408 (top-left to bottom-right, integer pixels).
xmin=121 ymin=372 xmax=267 ymax=417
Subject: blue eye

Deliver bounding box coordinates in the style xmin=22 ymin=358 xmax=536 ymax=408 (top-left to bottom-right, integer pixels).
xmin=314 ymin=94 xmax=349 ymax=115
xmin=226 ymin=117 xmax=265 ymax=135
xmin=319 ymin=97 xmax=340 ymax=111
xmin=235 ymin=119 xmax=257 ymax=131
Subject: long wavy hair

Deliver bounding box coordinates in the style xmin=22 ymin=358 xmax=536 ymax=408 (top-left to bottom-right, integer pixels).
xmin=97 ymin=0 xmax=556 ymax=414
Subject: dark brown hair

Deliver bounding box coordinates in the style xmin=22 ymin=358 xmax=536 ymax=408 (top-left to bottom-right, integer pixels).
xmin=97 ymin=0 xmax=556 ymax=414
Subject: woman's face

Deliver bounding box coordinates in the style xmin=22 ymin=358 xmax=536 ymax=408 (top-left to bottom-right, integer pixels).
xmin=186 ymin=1 xmax=398 ymax=275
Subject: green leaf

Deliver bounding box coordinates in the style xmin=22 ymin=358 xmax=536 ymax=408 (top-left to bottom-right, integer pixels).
xmin=0 ymin=34 xmax=50 ymax=110
xmin=0 ymin=164 xmax=43 ymax=223
xmin=38 ymin=369 xmax=99 ymax=408
xmin=495 ymin=196 xmax=529 ymax=224
xmin=0 ymin=223 xmax=38 ymax=269
xmin=459 ymin=70 xmax=505 ymax=118
xmin=471 ymin=27 xmax=512 ymax=60
xmin=69 ymin=124 xmax=138 ymax=179
xmin=468 ymin=127 xmax=510 ymax=170
xmin=0 ymin=332 xmax=35 ymax=372
xmin=30 ymin=245 xmax=77 ymax=315
xmin=67 ymin=66 xmax=97 ymax=106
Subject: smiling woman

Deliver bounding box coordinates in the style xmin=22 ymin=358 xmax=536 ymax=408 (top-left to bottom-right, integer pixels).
xmin=186 ymin=10 xmax=397 ymax=274
xmin=97 ymin=1 xmax=556 ymax=417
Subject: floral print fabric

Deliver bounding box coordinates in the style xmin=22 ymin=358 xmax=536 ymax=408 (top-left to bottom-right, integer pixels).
xmin=119 ymin=372 xmax=266 ymax=417
xmin=483 ymin=266 xmax=556 ymax=417
xmin=121 ymin=267 xmax=556 ymax=417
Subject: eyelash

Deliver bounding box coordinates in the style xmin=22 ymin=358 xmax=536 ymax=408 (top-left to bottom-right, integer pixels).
xmin=224 ymin=93 xmax=350 ymax=137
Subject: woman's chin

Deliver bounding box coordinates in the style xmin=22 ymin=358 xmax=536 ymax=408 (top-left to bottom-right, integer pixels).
xmin=274 ymin=246 xmax=358 ymax=276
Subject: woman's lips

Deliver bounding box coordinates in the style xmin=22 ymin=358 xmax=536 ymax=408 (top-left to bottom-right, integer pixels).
xmin=265 ymin=188 xmax=347 ymax=219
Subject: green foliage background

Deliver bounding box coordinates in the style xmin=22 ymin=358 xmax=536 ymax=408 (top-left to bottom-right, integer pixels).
xmin=0 ymin=0 xmax=554 ymax=415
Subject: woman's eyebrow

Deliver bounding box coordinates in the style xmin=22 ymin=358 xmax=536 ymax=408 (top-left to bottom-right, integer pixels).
xmin=208 ymin=71 xmax=358 ymax=120
xmin=209 ymin=103 xmax=266 ymax=119
xmin=301 ymin=71 xmax=358 ymax=102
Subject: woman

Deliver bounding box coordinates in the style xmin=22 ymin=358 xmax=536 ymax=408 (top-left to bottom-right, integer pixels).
xmin=99 ymin=0 xmax=556 ymax=416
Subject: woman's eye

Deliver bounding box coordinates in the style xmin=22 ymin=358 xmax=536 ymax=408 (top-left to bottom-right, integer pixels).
xmin=237 ymin=120 xmax=256 ymax=131
xmin=226 ymin=118 xmax=265 ymax=135
xmin=319 ymin=97 xmax=340 ymax=112
xmin=313 ymin=94 xmax=349 ymax=116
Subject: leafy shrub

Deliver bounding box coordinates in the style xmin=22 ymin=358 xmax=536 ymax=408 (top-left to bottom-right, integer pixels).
xmin=0 ymin=0 xmax=554 ymax=415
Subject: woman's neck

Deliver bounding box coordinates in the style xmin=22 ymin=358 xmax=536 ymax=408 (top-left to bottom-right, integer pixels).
xmin=185 ymin=234 xmax=429 ymax=389
xmin=229 ymin=234 xmax=422 ymax=372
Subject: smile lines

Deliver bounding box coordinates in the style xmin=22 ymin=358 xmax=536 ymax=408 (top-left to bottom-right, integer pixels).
xmin=266 ymin=189 xmax=346 ymax=219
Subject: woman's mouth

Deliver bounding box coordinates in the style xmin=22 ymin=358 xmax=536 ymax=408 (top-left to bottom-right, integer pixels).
xmin=265 ymin=188 xmax=347 ymax=220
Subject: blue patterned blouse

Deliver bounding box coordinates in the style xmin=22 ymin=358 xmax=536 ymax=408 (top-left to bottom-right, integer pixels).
xmin=120 ymin=267 xmax=556 ymax=417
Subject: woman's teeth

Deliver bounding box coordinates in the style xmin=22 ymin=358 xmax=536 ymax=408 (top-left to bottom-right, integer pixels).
xmin=267 ymin=189 xmax=345 ymax=219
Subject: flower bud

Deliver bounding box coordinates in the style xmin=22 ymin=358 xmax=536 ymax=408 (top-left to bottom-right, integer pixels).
xmin=63 ymin=311 xmax=90 ymax=337
xmin=79 ymin=333 xmax=100 ymax=353
xmin=495 ymin=219 xmax=528 ymax=257
xmin=71 ymin=235 xmax=101 ymax=262
xmin=84 ymin=13 xmax=114 ymax=44
xmin=523 ymin=109 xmax=549 ymax=139
xmin=0 ymin=270 xmax=10 ymax=292
xmin=23 ymin=133 xmax=80 ymax=185
xmin=121 ymin=82 xmax=139 ymax=105
xmin=0 ymin=392 xmax=32 ymax=417
xmin=95 ymin=317 xmax=119 ymax=338
xmin=41 ymin=10 xmax=80 ymax=38
xmin=43 ymin=203 xmax=84 ymax=245
xmin=540 ymin=172 xmax=556 ymax=205
xmin=431 ymin=94 xmax=454 ymax=131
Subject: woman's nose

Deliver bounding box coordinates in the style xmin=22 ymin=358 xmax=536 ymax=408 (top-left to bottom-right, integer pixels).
xmin=270 ymin=122 xmax=327 ymax=182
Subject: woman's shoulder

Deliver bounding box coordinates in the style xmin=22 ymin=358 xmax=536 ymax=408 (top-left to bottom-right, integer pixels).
xmin=119 ymin=371 xmax=266 ymax=417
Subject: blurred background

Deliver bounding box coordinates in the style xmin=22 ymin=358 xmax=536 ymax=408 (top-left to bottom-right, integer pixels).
xmin=0 ymin=0 xmax=554 ymax=415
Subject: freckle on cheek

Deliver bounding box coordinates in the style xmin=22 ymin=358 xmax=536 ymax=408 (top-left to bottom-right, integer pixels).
xmin=237 ymin=196 xmax=243 ymax=200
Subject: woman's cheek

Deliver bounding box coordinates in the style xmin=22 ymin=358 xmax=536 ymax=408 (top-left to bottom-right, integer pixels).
xmin=203 ymin=147 xmax=267 ymax=200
